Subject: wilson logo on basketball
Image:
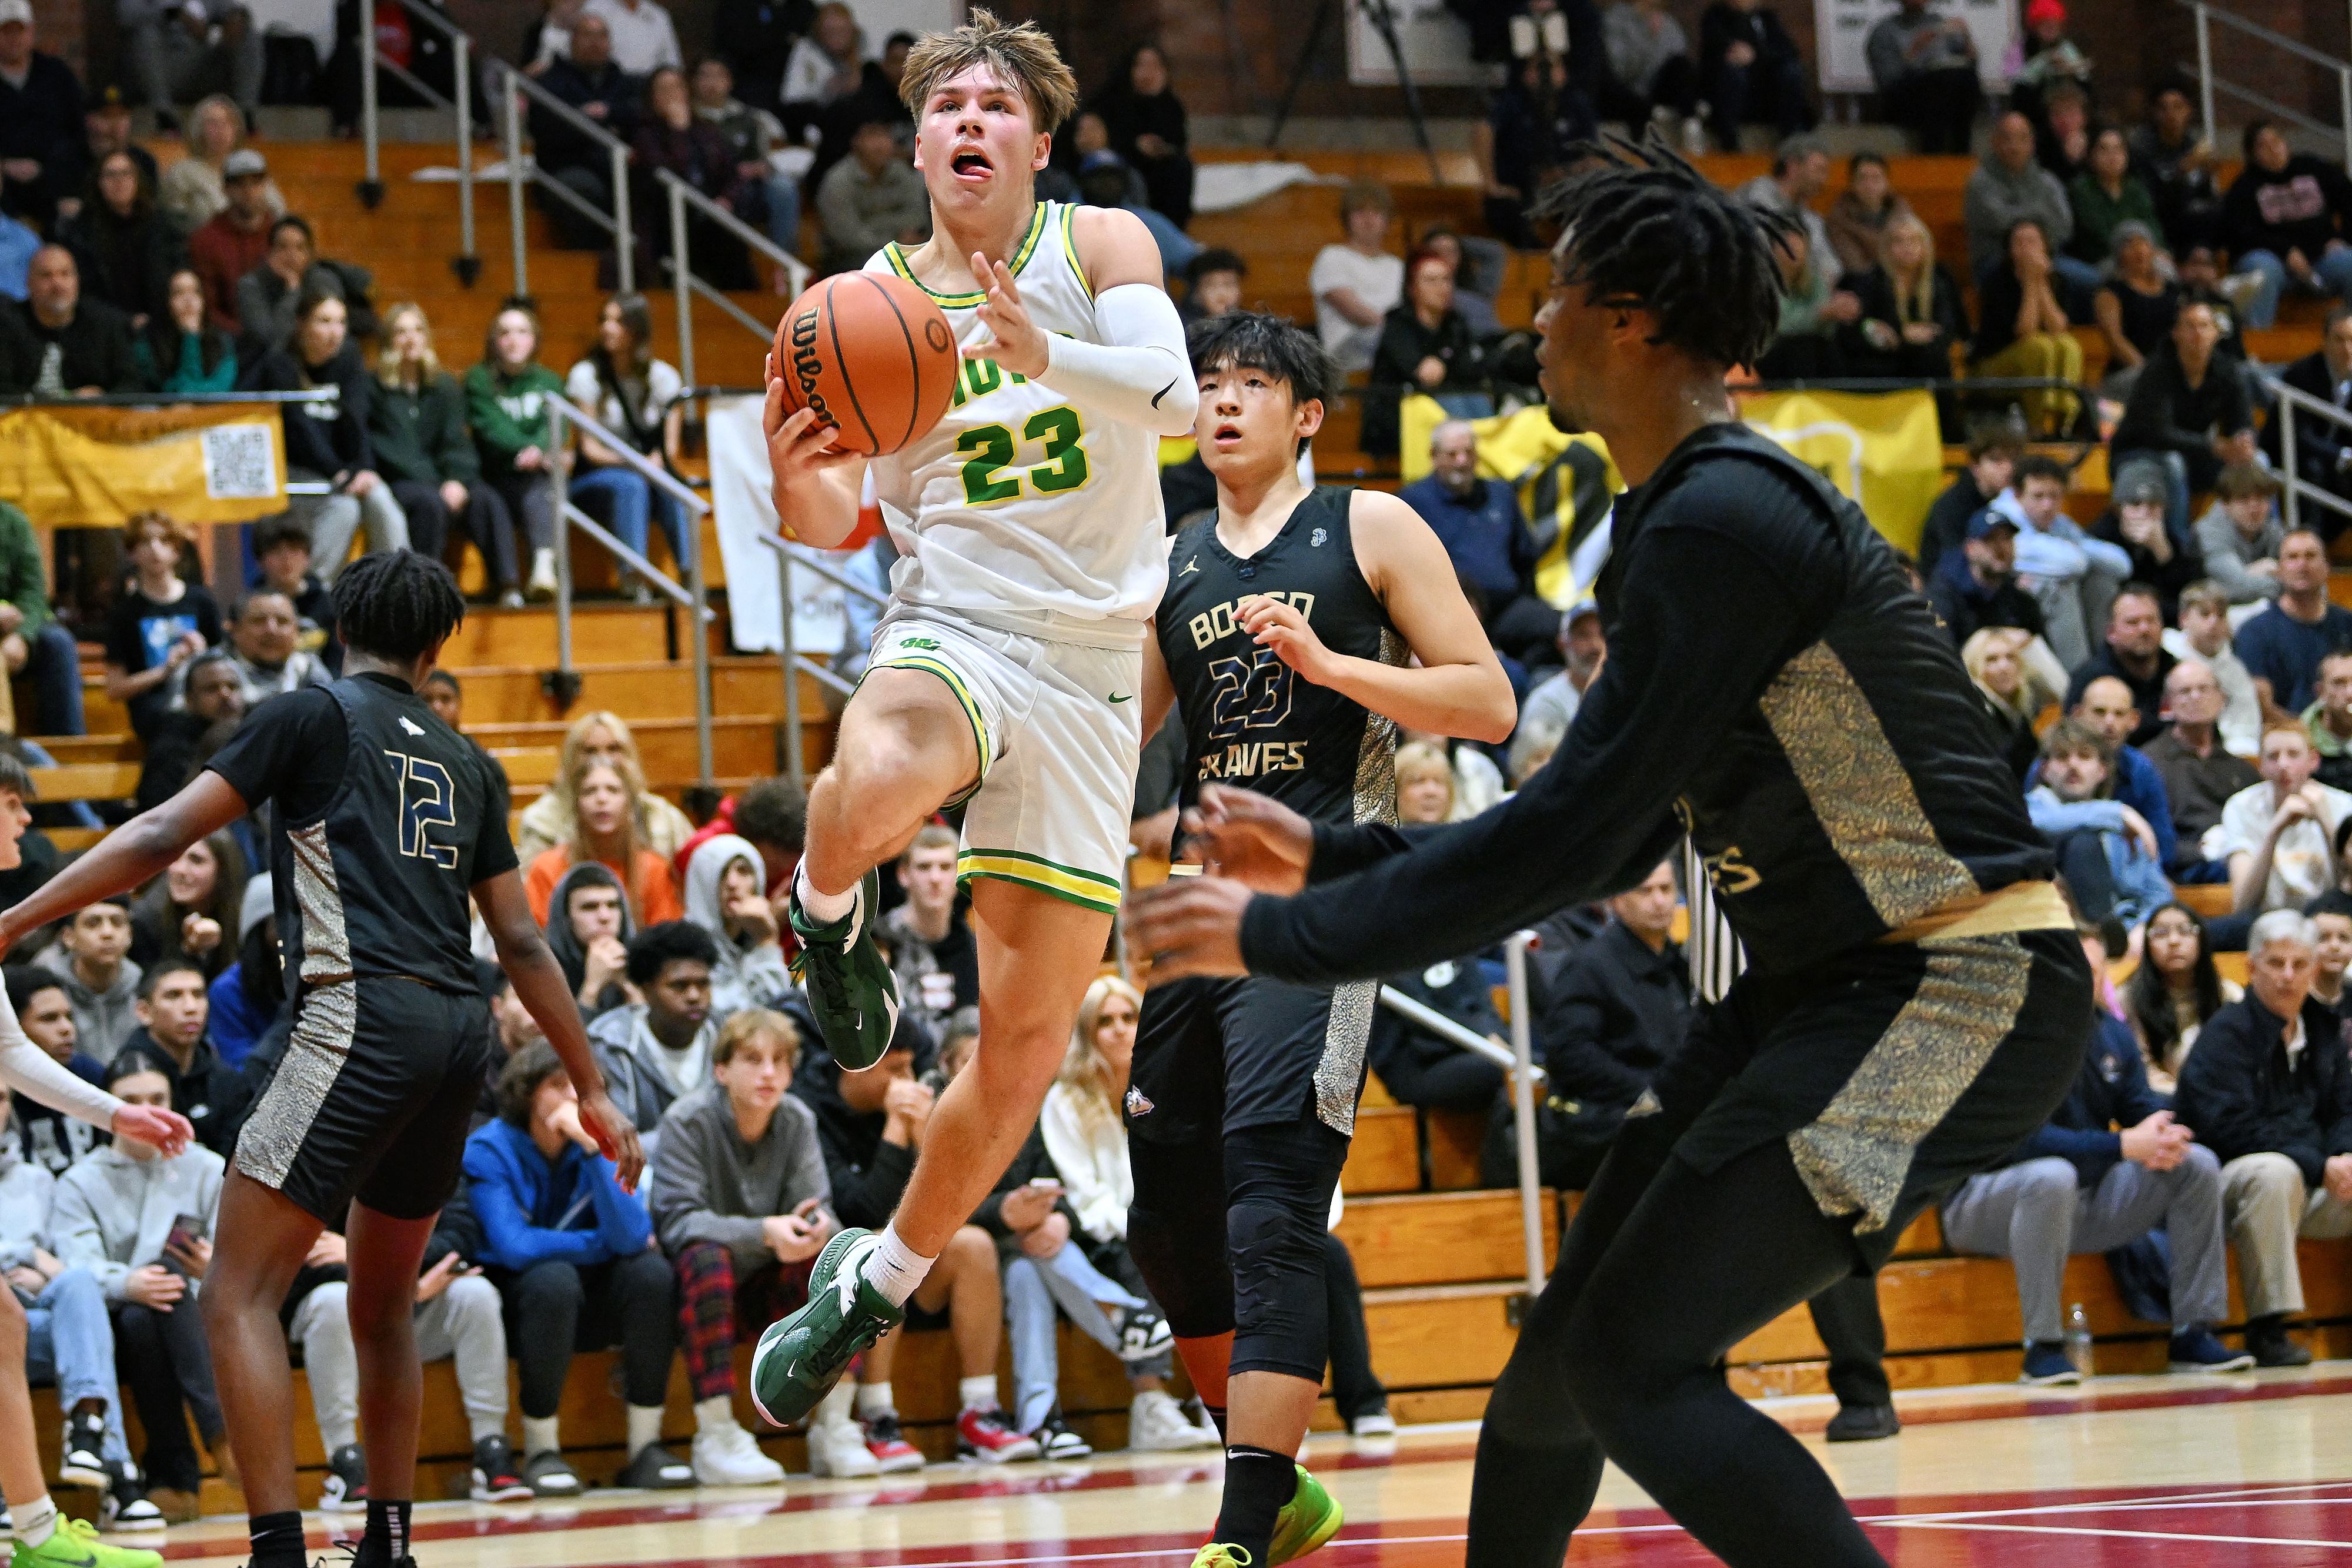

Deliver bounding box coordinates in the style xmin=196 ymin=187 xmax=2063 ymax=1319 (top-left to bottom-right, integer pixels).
xmin=789 ymin=306 xmax=836 ymax=430
xmin=770 ymin=272 xmax=959 ymax=456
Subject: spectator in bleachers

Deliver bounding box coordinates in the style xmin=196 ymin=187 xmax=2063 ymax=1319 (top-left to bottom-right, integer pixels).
xmin=589 ymin=921 xmax=720 ymax=1142
xmin=185 ymin=147 xmax=271 ymax=333
xmin=805 ymin=26 xmax=912 ymax=200
xmin=1090 ymin=44 xmax=1192 ymax=231
xmin=252 ymin=287 xmax=410 ymax=580
xmin=1941 ymin=922 xmax=2247 ymax=1385
xmin=2176 ymin=908 xmax=2352 ymax=1366
xmin=634 ymin=66 xmax=758 ymax=290
xmin=2056 ymin=674 xmax=2180 ymax=865
xmin=649 ymin=1007 xmax=820 ymax=1487
xmin=520 ymin=709 xmax=697 ymax=865
xmin=133 ymin=267 xmax=234 ymax=394
xmin=1967 ymin=114 xmax=2094 ymax=301
xmin=31 ymin=901 xmax=138 ymax=1066
xmin=1963 ymin=626 xmax=2054 ymax=780
xmin=2164 ymin=584 xmax=2263 ymax=754
xmin=101 ymin=510 xmax=220 ymax=743
xmin=1512 ymin=601 xmax=1604 ymax=778
xmin=669 ymin=773 xmax=802 ymax=895
xmin=1971 ymin=221 xmax=2083 ymax=439
xmin=523 ymin=757 xmax=686 ymax=928
xmin=466 ymin=306 xmax=563 ymax=604
xmin=1526 ymin=857 xmax=1687 ymax=1190
xmin=2029 ymin=721 xmax=2174 ymax=937
xmin=2009 ymin=0 xmax=2092 ymax=122
xmin=204 ymin=874 xmax=275 ymax=1068
xmin=55 ymin=87 xmax=154 ymax=223
xmin=2265 ymin=305 xmax=2352 ymax=537
xmin=877 ymin=824 xmax=974 ymax=1039
xmin=1369 ymin=945 xmax=1508 ymax=1114
xmin=154 ymin=95 xmax=278 ymax=238
xmin=1396 ymin=421 xmax=1557 ymax=666
xmin=57 ymin=153 xmax=178 ymax=332
xmin=2314 ymin=905 xmax=2352 ymax=1019
xmin=2032 ymin=80 xmax=2092 ymax=186
xmin=1698 ymin=0 xmax=1811 ymax=151
xmin=1755 ymin=227 xmax=1843 ymax=379
xmin=2130 ymin=77 xmax=2223 ymax=250
xmin=815 ymin=116 xmax=928 ymax=277
xmin=1823 ymin=152 xmax=1910 ymax=278
xmin=1312 ymin=180 xmax=1403 ymax=372
xmin=2305 ymin=650 xmax=2352 ymax=793
xmin=1865 ymin=0 xmax=1980 ymax=155
xmin=134 ymin=651 xmax=238 ymax=816
xmin=0 ymin=501 xmax=79 ymax=739
xmin=1922 ymin=428 xmax=2023 ymax=571
xmin=2224 ymin=120 xmax=2352 ymax=330
xmin=2070 ymin=127 xmax=2163 ymax=267
xmin=1364 ymin=252 xmax=1494 ymax=454
xmin=251 ymin=517 xmax=338 ymax=671
xmin=1601 ymin=0 xmax=1700 ymax=149
xmin=5 ymin=968 xmax=106 ymax=1175
xmin=708 ymin=0 xmax=804 ymax=122
xmin=372 ymin=302 xmax=521 ymax=601
xmin=1475 ymin=50 xmax=1592 ymax=252
xmin=585 ymin=0 xmax=680 ymax=76
xmin=2111 ymin=301 xmax=2254 ymax=538
xmin=2212 ymin=724 xmax=2352 ymax=915
xmin=2089 ymin=223 xmax=2178 ymax=402
xmin=533 ymin=13 xmax=643 ymax=250
xmin=467 ymin=1039 xmax=693 ymax=1494
xmin=690 ymin=57 xmax=800 ymax=273
xmin=2090 ymin=466 xmax=2200 ymax=621
xmin=565 ymin=293 xmax=689 ymax=595
xmin=0 ymin=245 xmax=141 ymax=396
xmin=127 ymin=831 xmax=242 ymax=984
xmin=1838 ymin=214 xmax=1966 ymax=420
xmin=1735 ymin=138 xmax=1838 ymax=295
xmin=2065 ymin=585 xmax=2175 ymax=744
xmin=546 ymin=862 xmax=634 ymax=1019
xmin=1397 ymin=734 xmax=1504 ymax=823
xmin=2125 ymin=902 xmax=2239 ymax=1092
xmin=2233 ymin=530 xmax=2352 ymax=714
xmin=2194 ymin=462 xmax=2284 ymax=606
xmin=1993 ymin=453 xmax=2119 ymax=667
xmin=2149 ymin=659 xmax=2262 ymax=867
xmin=233 ymin=215 xmax=377 ymax=362
xmin=1415 ymin=225 xmax=1505 ymax=338
xmin=1928 ymin=506 xmax=2044 ymax=644
xmin=110 ymin=959 xmax=244 ymax=1156
xmin=120 ymin=0 xmax=260 ymax=130
xmin=49 ymin=1056 xmax=225 ymax=1522
xmin=0 ymin=4 xmax=82 ymax=232
xmin=779 ymin=2 xmax=866 ymax=149
xmin=522 ymin=0 xmax=591 ymax=73
xmin=1178 ymin=246 xmax=1244 ymax=327
xmin=218 ymin=589 xmax=330 ymax=708
xmin=682 ymin=834 xmax=790 ymax=1019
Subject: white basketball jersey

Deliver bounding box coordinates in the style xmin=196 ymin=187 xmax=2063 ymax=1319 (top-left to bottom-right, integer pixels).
xmin=866 ymin=202 xmax=1167 ymax=648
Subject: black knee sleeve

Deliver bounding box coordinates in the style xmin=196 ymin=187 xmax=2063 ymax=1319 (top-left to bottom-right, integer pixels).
xmin=1127 ymin=1135 xmax=1235 ymax=1339
xmin=1225 ymin=1121 xmax=1350 ymax=1382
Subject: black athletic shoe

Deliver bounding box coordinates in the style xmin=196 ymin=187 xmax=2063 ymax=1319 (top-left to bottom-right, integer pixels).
xmin=616 ymin=1443 xmax=696 ymax=1489
xmin=1823 ymin=1403 xmax=1900 ymax=1442
xmin=470 ymin=1433 xmax=533 ymax=1502
xmin=59 ymin=1409 xmax=109 ymax=1489
xmin=2246 ymin=1314 xmax=2315 ymax=1368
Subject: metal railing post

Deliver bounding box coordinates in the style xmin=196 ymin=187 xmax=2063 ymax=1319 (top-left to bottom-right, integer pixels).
xmin=549 ymin=403 xmax=574 ymax=678
xmin=2341 ymin=66 xmax=2351 ymax=173
xmin=686 ymin=457 xmax=714 ymax=787
xmin=502 ymin=65 xmax=529 ymax=300
xmin=777 ymin=544 xmax=804 ymax=790
xmin=1505 ymin=930 xmax=1546 ymax=1299
xmin=2195 ymin=5 xmax=2215 ymax=148
xmin=610 ymin=142 xmax=634 ymax=293
xmin=2286 ymin=397 xmax=2301 ymax=534
xmin=359 ymin=12 xmax=383 ymax=207
xmin=670 ymin=181 xmax=695 ymax=392
xmin=453 ymin=33 xmax=477 ymax=284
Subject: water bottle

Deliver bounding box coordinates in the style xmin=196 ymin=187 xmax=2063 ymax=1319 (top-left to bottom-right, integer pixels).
xmin=2065 ymin=1302 xmax=2094 ymax=1378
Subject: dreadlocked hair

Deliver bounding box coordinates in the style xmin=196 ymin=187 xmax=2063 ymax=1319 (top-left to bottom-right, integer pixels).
xmin=1529 ymin=131 xmax=1800 ymax=372
xmin=333 ymin=550 xmax=466 ymax=663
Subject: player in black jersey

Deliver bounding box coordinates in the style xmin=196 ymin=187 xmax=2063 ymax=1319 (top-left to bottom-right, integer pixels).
xmin=1133 ymin=312 xmax=1514 ymax=1568
xmin=1132 ymin=142 xmax=2090 ymax=1568
xmin=0 ymin=554 xmax=641 ymax=1568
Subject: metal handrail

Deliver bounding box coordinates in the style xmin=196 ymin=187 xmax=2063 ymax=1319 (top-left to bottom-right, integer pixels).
xmin=1375 ymin=985 xmax=1539 ymax=1081
xmin=1 ymin=390 xmax=326 ymax=406
xmin=2178 ymin=0 xmax=2352 ymax=168
xmin=656 ymin=168 xmax=808 ymax=390
xmin=358 ymin=0 xmax=475 ymax=281
xmin=543 ymin=389 xmax=714 ymax=784
xmin=490 ymin=58 xmax=637 ymax=294
xmin=1504 ymin=932 xmax=1547 ymax=1299
xmin=2273 ymin=380 xmax=2352 ymax=534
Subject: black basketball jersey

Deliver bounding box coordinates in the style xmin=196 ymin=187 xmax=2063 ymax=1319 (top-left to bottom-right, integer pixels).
xmin=1157 ymin=485 xmax=1404 ymax=826
xmin=207 ymin=673 xmax=516 ymax=995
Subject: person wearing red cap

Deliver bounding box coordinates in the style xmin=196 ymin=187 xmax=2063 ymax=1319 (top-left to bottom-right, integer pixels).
xmin=2010 ymin=0 xmax=2092 ymax=133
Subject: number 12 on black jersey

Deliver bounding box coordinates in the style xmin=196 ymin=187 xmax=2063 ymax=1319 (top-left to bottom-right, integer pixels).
xmin=386 ymin=750 xmax=460 ymax=868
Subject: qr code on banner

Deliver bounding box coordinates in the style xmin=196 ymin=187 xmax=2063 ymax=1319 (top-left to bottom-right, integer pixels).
xmin=202 ymin=423 xmax=277 ymax=499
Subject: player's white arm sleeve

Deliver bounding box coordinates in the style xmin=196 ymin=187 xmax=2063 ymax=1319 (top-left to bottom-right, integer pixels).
xmin=1039 ymin=283 xmax=1199 ymax=438
xmin=0 ymin=1001 xmax=121 ymax=1129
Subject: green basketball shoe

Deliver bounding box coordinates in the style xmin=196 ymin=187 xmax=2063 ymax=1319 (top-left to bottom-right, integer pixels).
xmin=749 ymin=1228 xmax=904 ymax=1427
xmin=1269 ymin=1464 xmax=1343 ymax=1564
xmin=788 ymin=868 xmax=901 ymax=1070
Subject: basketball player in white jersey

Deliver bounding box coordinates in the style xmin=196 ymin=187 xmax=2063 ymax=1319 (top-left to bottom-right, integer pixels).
xmin=749 ymin=9 xmax=1199 ymax=1423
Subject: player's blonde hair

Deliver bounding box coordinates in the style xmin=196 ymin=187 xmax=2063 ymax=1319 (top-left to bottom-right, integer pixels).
xmin=898 ymin=7 xmax=1079 ymax=136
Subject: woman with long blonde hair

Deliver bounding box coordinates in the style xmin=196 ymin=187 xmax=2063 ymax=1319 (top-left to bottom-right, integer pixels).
xmin=1840 ymin=211 xmax=1971 ymax=436
xmin=1962 ymin=626 xmax=2054 ymax=780
xmin=369 ymin=302 xmax=527 ymax=603
xmin=523 ymin=754 xmax=684 ymax=927
xmin=514 ymin=710 xmax=697 ymax=864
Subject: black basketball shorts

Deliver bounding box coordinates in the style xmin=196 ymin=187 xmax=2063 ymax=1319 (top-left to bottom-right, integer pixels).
xmin=1125 ymin=974 xmax=1375 ymax=1146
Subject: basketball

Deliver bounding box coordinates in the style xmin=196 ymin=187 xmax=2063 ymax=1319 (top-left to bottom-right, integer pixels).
xmin=771 ymin=272 xmax=960 ymax=457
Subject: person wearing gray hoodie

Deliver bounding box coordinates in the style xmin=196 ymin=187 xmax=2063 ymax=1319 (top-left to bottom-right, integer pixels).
xmin=33 ymin=900 xmax=142 ymax=1065
xmin=1966 ymin=110 xmax=2100 ymax=302
xmin=680 ymin=834 xmax=791 ymax=1020
xmin=48 ymin=1059 xmax=226 ymax=1507
xmin=587 ymin=920 xmax=721 ymax=1156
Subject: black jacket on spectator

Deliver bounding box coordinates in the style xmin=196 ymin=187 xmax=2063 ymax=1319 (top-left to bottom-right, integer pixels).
xmin=58 ymin=202 xmax=182 ymax=325
xmin=1363 ymin=304 xmax=1489 ymax=457
xmin=2223 ymin=154 xmax=2352 ymax=265
xmin=1536 ymin=918 xmax=1691 ymax=1109
xmin=0 ymin=51 xmax=86 ymax=225
xmin=1997 ymin=1009 xmax=2169 ymax=1188
xmin=0 ymin=298 xmax=145 ymax=393
xmin=112 ymin=1025 xmax=251 ymax=1157
xmin=2063 ymin=646 xmax=2177 ymax=746
xmin=2089 ymin=507 xmax=2203 ymax=621
xmin=1927 ymin=545 xmax=2048 ymax=646
xmin=2112 ymin=341 xmax=2254 ymax=494
xmin=710 ymin=0 xmax=814 ymax=112
xmin=1970 ymin=264 xmax=2066 ymax=363
xmin=1920 ymin=469 xmax=2000 ymax=573
xmin=1369 ymin=955 xmax=1508 ymax=1112
xmin=533 ymin=57 xmax=642 ymax=173
xmin=965 ymin=1120 xmax=1080 ymax=1255
xmin=1836 ymin=263 xmax=1970 ymax=376
xmin=252 ymin=342 xmax=376 ymax=479
xmin=786 ymin=1012 xmax=933 ymax=1231
xmin=1699 ymin=3 xmax=1803 ymax=93
xmin=2176 ymin=991 xmax=2352 ymax=1186
xmin=368 ymin=371 xmax=480 ymax=487
xmin=2264 ymin=350 xmax=2352 ymax=496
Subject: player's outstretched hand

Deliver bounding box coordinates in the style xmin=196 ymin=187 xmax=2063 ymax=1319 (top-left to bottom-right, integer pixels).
xmin=1181 ymin=783 xmax=1313 ymax=893
xmin=1237 ymin=596 xmax=1337 ymax=685
xmin=112 ymin=1103 xmax=192 ymax=1158
xmin=578 ymin=1088 xmax=646 ymax=1193
xmin=1128 ymin=875 xmax=1254 ymax=982
xmin=963 ymin=252 xmax=1049 ymax=379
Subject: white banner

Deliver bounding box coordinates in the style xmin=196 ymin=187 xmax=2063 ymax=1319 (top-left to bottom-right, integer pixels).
xmin=706 ymin=395 xmax=849 ymax=657
xmin=1346 ymin=0 xmax=1502 ymax=86
xmin=1812 ymin=0 xmax=2014 ymax=93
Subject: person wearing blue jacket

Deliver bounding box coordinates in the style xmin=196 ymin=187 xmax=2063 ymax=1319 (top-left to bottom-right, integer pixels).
xmin=465 ymin=1039 xmax=689 ymax=1498
xmin=1939 ymin=924 xmax=2249 ymax=1385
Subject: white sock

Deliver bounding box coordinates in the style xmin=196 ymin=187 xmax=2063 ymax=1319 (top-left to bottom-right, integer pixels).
xmin=14 ymin=1495 xmax=56 ymax=1549
xmin=860 ymin=1223 xmax=934 ymax=1307
xmin=854 ymin=1382 xmax=895 ymax=1420
xmin=959 ymin=1374 xmax=1000 ymax=1412
xmin=627 ymin=1403 xmax=666 ymax=1458
xmin=796 ymin=862 xmax=857 ymax=925
xmin=694 ymin=1394 xmax=740 ymax=1435
xmin=817 ymin=1380 xmax=860 ymax=1428
xmin=522 ymin=1415 xmax=560 ymax=1457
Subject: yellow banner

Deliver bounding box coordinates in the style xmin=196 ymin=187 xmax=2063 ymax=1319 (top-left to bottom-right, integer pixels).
xmin=1735 ymin=388 xmax=1942 ymax=556
xmin=0 ymin=403 xmax=288 ymax=528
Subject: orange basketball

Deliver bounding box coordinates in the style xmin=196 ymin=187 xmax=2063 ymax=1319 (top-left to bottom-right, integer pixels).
xmin=771 ymin=272 xmax=960 ymax=457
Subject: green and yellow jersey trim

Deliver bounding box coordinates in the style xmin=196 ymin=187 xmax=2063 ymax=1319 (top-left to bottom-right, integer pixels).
xmin=1060 ymin=202 xmax=1090 ymax=299
xmin=957 ymin=848 xmax=1121 ymax=914
xmin=861 ymin=652 xmax=991 ymax=807
xmin=884 ymin=202 xmax=1054 ymax=308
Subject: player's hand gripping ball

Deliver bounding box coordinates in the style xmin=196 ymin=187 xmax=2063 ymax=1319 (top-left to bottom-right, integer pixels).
xmin=771 ymin=273 xmax=961 ymax=456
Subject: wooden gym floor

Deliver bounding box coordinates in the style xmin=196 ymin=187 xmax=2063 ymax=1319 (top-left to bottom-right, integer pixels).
xmin=114 ymin=1364 xmax=2352 ymax=1567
